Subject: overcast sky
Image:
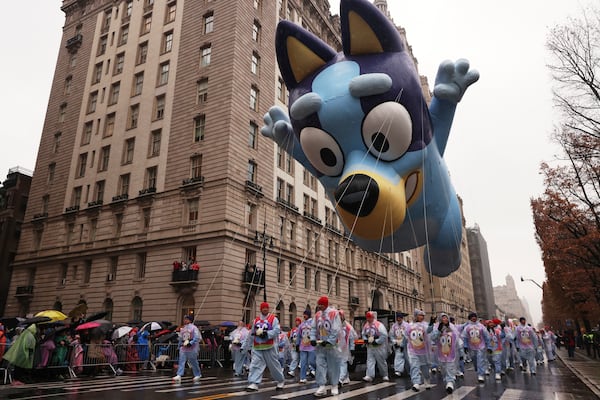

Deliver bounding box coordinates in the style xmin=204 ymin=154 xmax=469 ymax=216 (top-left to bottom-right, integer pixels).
xmin=0 ymin=1 xmax=593 ymax=325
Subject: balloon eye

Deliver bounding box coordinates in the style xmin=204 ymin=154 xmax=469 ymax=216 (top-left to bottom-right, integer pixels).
xmin=300 ymin=127 xmax=344 ymax=176
xmin=362 ymin=102 xmax=412 ymax=161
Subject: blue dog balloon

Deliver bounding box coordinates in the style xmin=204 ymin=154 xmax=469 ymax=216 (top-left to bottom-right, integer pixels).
xmin=262 ymin=0 xmax=479 ymax=277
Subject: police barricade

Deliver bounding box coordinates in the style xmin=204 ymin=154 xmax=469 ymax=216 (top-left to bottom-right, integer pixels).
xmin=151 ymin=343 xmax=223 ymax=369
xmin=1 ymin=343 xmax=11 ymax=384
xmin=112 ymin=343 xmax=156 ymax=373
xmin=69 ymin=343 xmax=118 ymax=377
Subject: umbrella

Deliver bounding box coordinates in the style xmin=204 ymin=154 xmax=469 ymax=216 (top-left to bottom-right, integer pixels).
xmin=84 ymin=311 xmax=108 ymax=322
xmin=35 ymin=310 xmax=67 ymax=323
xmin=111 ymin=326 xmax=132 ymax=340
xmin=194 ymin=320 xmax=211 ymax=327
xmin=0 ymin=317 xmax=25 ymax=330
xmin=220 ymin=321 xmax=236 ymax=327
xmin=68 ymin=303 xmax=88 ymax=318
xmin=75 ymin=321 xmax=101 ymax=331
xmin=20 ymin=316 xmax=51 ymax=326
xmin=156 ymin=332 xmax=178 ymax=343
xmin=141 ymin=321 xmax=163 ymax=332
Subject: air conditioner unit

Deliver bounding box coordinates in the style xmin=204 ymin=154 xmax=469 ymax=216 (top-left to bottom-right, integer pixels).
xmin=107 ymin=273 xmax=114 ymax=282
xmin=61 ymin=278 xmax=67 ymax=286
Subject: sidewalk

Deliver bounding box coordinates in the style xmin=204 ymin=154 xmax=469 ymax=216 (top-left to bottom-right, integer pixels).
xmin=556 ymin=347 xmax=600 ymax=398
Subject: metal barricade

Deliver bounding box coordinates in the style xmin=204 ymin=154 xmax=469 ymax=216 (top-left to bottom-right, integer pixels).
xmin=153 ymin=343 xmax=179 ymax=369
xmin=1 ymin=343 xmax=11 ymax=384
xmin=113 ymin=343 xmax=156 ymax=372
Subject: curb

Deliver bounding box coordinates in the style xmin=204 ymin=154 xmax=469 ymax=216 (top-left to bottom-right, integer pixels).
xmin=556 ymin=351 xmax=600 ymax=399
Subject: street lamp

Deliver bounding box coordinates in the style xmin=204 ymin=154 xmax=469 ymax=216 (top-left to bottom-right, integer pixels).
xmin=254 ymin=223 xmax=273 ymax=302
xmin=520 ymin=276 xmax=543 ymax=290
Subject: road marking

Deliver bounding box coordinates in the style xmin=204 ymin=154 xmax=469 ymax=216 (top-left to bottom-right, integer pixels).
xmin=439 ymin=386 xmax=476 ymax=399
xmin=317 ymin=382 xmax=396 ymax=399
xmin=270 ymin=381 xmax=362 ymax=399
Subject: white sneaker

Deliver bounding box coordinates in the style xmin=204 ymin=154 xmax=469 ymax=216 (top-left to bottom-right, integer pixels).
xmin=331 ymin=385 xmax=339 ymax=395
xmin=299 ymin=379 xmax=307 ymax=383
xmin=446 ymin=382 xmax=454 ymax=394
xmin=287 ymin=371 xmax=295 ymax=377
xmin=276 ymin=381 xmax=285 ymax=390
xmin=172 ymin=375 xmax=181 ymax=383
xmin=382 ymin=376 xmax=389 ymax=382
xmin=362 ymin=376 xmax=373 ymax=382
xmin=314 ymin=386 xmax=327 ymax=396
xmin=246 ymin=383 xmax=259 ymax=391
xmin=340 ymin=377 xmax=350 ymax=385
xmin=477 ymin=375 xmax=485 ymax=383
xmin=412 ymin=383 xmax=420 ymax=392
xmin=310 ymin=370 xmax=316 ymax=377
xmin=495 ymin=373 xmax=501 ymax=380
xmin=456 ymin=371 xmax=464 ymax=378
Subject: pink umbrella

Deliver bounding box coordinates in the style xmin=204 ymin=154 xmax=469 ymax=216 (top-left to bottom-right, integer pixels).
xmin=75 ymin=321 xmax=101 ymax=331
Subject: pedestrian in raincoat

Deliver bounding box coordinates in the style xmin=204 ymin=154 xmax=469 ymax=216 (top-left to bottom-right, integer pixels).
xmin=486 ymin=319 xmax=504 ymax=381
xmin=310 ymin=296 xmax=342 ymax=397
xmin=461 ymin=312 xmax=490 ymax=383
xmin=542 ymin=327 xmax=557 ymax=361
xmin=296 ymin=309 xmax=316 ymax=383
xmin=389 ymin=312 xmax=409 ymax=377
xmin=405 ymin=309 xmax=431 ymax=392
xmin=338 ymin=309 xmax=357 ymax=385
xmin=515 ymin=317 xmax=538 ymax=375
xmin=229 ymin=320 xmax=249 ymax=376
xmin=361 ymin=310 xmax=389 ymax=383
xmin=172 ymin=315 xmax=203 ymax=383
xmin=287 ymin=317 xmax=301 ymax=377
xmin=3 ymin=324 xmax=37 ymax=382
xmin=429 ymin=313 xmax=461 ymax=394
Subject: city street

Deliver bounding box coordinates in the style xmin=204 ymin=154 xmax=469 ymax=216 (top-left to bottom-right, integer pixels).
xmin=2 ymin=349 xmax=598 ymax=400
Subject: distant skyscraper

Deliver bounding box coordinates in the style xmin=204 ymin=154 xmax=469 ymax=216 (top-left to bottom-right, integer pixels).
xmin=493 ymin=275 xmax=532 ymax=322
xmin=466 ymin=225 xmax=496 ymax=319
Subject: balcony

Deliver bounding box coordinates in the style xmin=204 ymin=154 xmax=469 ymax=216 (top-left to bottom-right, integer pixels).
xmin=169 ymin=269 xmax=198 ymax=295
xmin=15 ymin=285 xmax=34 ymax=298
xmin=32 ymin=212 xmax=48 ymax=221
xmin=349 ymin=296 xmax=360 ymax=306
xmin=303 ymin=211 xmax=322 ymax=225
xmin=181 ymin=176 xmax=205 ymax=186
xmin=276 ymin=197 xmax=299 ymax=213
xmin=245 ymin=180 xmax=263 ymax=197
xmin=87 ymin=199 xmax=103 ymax=208
xmin=112 ymin=193 xmax=129 ymax=202
xmin=64 ymin=205 xmax=80 ymax=213
xmin=242 ymin=264 xmax=265 ymax=295
xmin=325 ymin=223 xmax=342 ymax=235
xmin=66 ymin=34 xmax=83 ymax=53
xmin=138 ymin=187 xmax=157 ymax=196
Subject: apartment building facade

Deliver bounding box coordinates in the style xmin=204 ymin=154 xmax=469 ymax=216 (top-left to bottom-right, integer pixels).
xmin=5 ymin=0 xmax=431 ymax=326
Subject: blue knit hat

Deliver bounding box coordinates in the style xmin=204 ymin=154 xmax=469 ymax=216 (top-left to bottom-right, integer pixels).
xmin=303 ymin=309 xmax=312 ymax=318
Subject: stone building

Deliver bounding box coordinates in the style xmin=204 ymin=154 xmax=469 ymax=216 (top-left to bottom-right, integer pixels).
xmin=493 ymin=275 xmax=532 ymax=322
xmin=5 ymin=0 xmax=431 ymax=326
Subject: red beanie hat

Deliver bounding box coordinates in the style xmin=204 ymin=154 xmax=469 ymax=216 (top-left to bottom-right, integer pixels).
xmin=317 ymin=296 xmax=329 ymax=307
xmin=260 ymin=302 xmax=269 ymax=310
xmin=295 ymin=317 xmax=302 ymax=324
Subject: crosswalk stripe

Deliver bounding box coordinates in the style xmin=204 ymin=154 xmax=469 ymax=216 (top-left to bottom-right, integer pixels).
xmin=319 ymin=382 xmax=396 ymax=399
xmin=379 ymin=385 xmax=423 ymax=400
xmin=121 ymin=376 xmax=218 ymax=391
xmin=439 ymin=386 xmax=476 ymax=399
xmin=271 ymin=381 xmax=362 ymax=399
xmin=499 ymin=388 xmax=531 ymax=399
xmin=189 ymin=381 xmax=307 ymax=396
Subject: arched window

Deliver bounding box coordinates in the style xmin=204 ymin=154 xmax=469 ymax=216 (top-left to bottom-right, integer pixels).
xmin=276 ymin=300 xmax=284 ymax=326
xmin=103 ymin=298 xmax=114 ymax=321
xmin=178 ymin=294 xmax=195 ymax=325
xmin=288 ymin=302 xmax=297 ymax=328
xmin=131 ymin=296 xmax=143 ymax=322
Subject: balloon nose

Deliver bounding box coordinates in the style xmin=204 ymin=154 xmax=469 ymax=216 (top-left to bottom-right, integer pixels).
xmin=334 ymin=174 xmax=379 ymax=217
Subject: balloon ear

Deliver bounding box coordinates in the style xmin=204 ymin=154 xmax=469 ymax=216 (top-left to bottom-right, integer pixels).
xmin=340 ymin=0 xmax=404 ymax=56
xmin=275 ymin=20 xmax=337 ymax=89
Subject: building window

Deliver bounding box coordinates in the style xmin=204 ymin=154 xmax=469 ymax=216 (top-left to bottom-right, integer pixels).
xmin=187 ymin=198 xmax=199 ymax=224
xmin=251 ymin=52 xmax=260 ymax=75
xmin=142 ymin=208 xmax=151 ymax=230
xmin=277 ymin=258 xmax=283 ymax=284
xmin=102 ymin=9 xmax=112 ymax=32
xmin=126 ymin=0 xmax=133 ymax=17
xmin=97 ymin=35 xmax=108 ymax=56
xmin=165 ymin=2 xmax=176 ymax=23
xmin=128 ymin=104 xmax=139 ymax=129
xmin=53 ymin=132 xmax=62 ymax=153
xmin=158 ymin=61 xmax=169 ymax=85
xmin=248 ymin=122 xmax=258 ymax=148
xmin=200 ymin=45 xmax=211 ymax=66
xmin=277 ymin=77 xmax=286 ymax=103
xmin=114 ymin=214 xmax=123 ymax=236
xmin=136 ymin=254 xmax=146 ymax=279
xmin=87 ymin=92 xmax=98 ymax=113
xmin=149 ymin=129 xmax=161 ymax=156
xmin=191 ymin=154 xmax=202 ymax=178
xmin=286 ymin=183 xmax=294 ymax=203
xmin=89 ymin=217 xmax=98 ymax=241
xmin=72 ymin=186 xmax=82 ymax=208
xmin=304 ymin=267 xmax=310 ymax=289
xmin=252 ymin=20 xmax=261 ymax=42
xmin=83 ymin=260 xmax=92 ymax=284
xmin=41 ymin=195 xmax=49 ymax=214
xmin=314 ymin=270 xmax=320 ymax=292
xmin=145 ymin=166 xmax=157 ymax=189
xmin=131 ymin=296 xmax=143 ymax=320
xmin=141 ymin=14 xmax=152 ymax=35
xmin=193 ymin=114 xmax=206 ymax=142
xmin=123 ymin=137 xmax=135 ymax=164
xmin=250 ymin=86 xmax=259 ymax=111
xmin=247 ymin=203 xmax=257 ymax=229
xmin=109 ymin=82 xmax=120 ymax=105
xmin=276 ymin=178 xmax=284 ymax=199
xmin=77 ymin=153 xmax=87 ymax=178
xmin=47 ymin=163 xmax=55 ymax=184
xmin=118 ymin=173 xmax=130 ymax=196
xmin=247 ymin=160 xmax=257 ymax=183
xmin=289 ymin=263 xmax=296 ymax=287
xmin=154 ymin=95 xmax=165 ymax=120
xmin=137 ymin=42 xmax=148 ymax=64
xmin=59 ymin=104 xmax=67 ymax=122
xmin=254 ymin=0 xmax=260 ymax=10
xmin=104 ymin=113 xmax=116 ymax=137
xmin=93 ymin=62 xmax=103 ymax=84
xmin=204 ymin=12 xmax=214 ymax=34
xmin=196 ymin=78 xmax=208 ymax=104
xmin=114 ymin=52 xmax=125 ymax=75
xmin=99 ymin=145 xmax=110 ymax=171
xmin=94 ymin=180 xmax=105 ymax=203
xmin=119 ymin=24 xmax=129 ymax=45
xmin=162 ymin=31 xmax=173 ymax=53
xmin=133 ymin=72 xmax=144 ymax=96
xmin=64 ymin=76 xmax=72 ymax=95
